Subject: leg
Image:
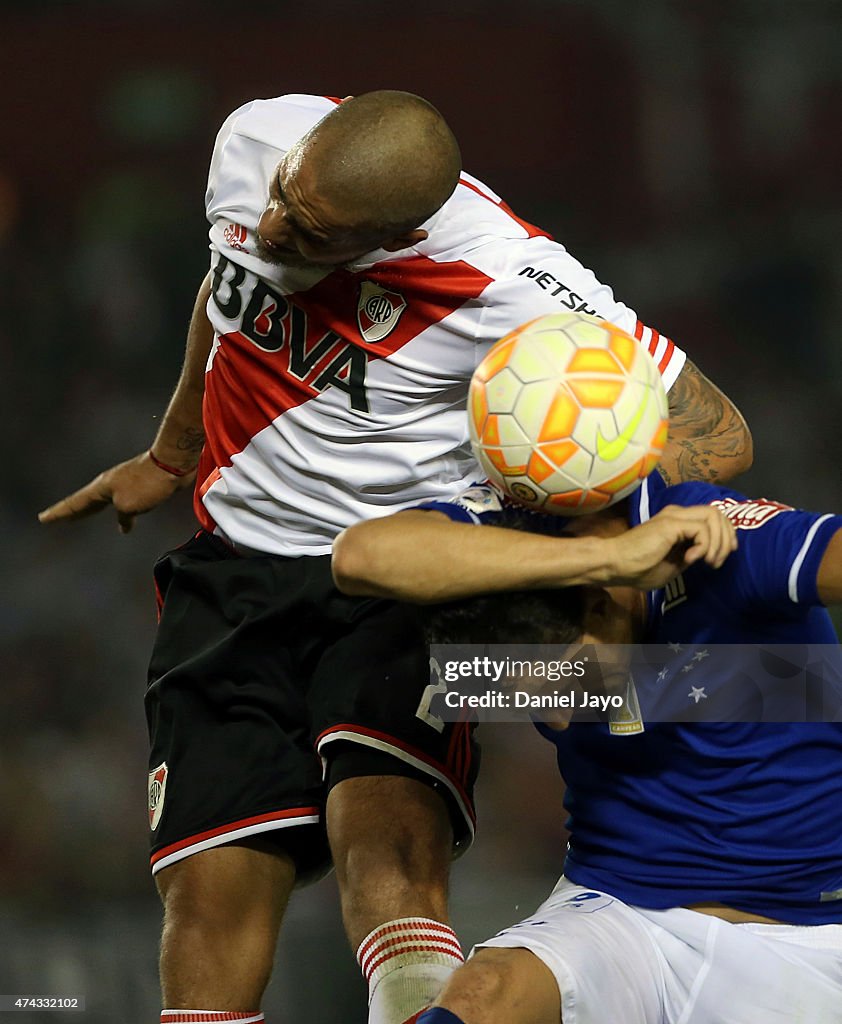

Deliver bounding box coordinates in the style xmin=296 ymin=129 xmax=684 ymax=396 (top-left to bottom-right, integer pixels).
xmin=327 ymin=775 xmax=452 ymax=946
xmin=431 ymin=947 xmax=561 ymax=1024
xmin=146 ymin=538 xmax=331 ymax=1014
xmin=156 ymin=839 xmax=296 ymax=1009
xmin=312 ymin=592 xmax=479 ymax=1022
xmin=327 ymin=775 xmax=462 ymax=1024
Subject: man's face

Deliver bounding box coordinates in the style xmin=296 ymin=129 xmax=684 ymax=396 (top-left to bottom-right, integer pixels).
xmin=255 ymin=147 xmax=377 ymax=268
xmin=580 ymin=586 xmax=643 ymax=646
xmin=537 ymin=586 xmax=641 ymax=732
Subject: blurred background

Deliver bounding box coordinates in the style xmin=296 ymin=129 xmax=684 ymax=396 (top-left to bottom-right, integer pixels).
xmin=2 ymin=0 xmax=840 ymax=1020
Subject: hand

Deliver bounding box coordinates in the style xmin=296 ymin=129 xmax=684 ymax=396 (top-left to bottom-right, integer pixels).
xmin=37 ymin=451 xmax=196 ymax=534
xmin=605 ymin=504 xmax=736 ymax=589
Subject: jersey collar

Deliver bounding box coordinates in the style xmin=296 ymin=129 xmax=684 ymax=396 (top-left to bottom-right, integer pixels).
xmin=629 ymin=472 xmax=667 ymax=528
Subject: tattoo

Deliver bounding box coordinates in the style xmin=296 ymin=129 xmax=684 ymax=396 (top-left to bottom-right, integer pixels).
xmin=659 ymin=359 xmax=750 ymax=485
xmin=175 ymin=427 xmax=206 ymax=456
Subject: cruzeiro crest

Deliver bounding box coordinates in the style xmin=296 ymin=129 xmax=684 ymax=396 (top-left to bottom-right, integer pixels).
xmin=357 ymin=282 xmax=407 ymax=343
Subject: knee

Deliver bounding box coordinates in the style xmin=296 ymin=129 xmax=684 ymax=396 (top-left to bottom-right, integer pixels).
xmin=327 ymin=776 xmax=454 ymax=943
xmin=436 ymin=948 xmax=561 ymax=1024
xmin=435 ymin=955 xmax=514 ymax=1024
xmin=328 ymin=775 xmax=452 ymax=885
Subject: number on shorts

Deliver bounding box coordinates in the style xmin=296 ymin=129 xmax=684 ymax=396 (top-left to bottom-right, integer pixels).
xmin=416 ymin=657 xmax=447 ymax=733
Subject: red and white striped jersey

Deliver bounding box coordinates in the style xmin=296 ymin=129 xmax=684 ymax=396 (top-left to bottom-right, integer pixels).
xmin=198 ymin=93 xmax=686 ymax=555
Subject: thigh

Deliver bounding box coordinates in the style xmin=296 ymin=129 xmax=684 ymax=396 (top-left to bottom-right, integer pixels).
xmin=155 ymin=840 xmax=297 ymax=1007
xmin=477 ymin=878 xmax=665 ymax=1024
xmin=156 ymin=837 xmax=296 ymax=923
xmin=648 ymin=912 xmax=842 ymax=1024
xmin=146 ymin=533 xmax=328 ymax=882
xmin=310 ymin=592 xmax=480 ymax=854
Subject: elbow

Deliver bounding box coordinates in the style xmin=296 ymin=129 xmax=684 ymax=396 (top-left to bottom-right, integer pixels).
xmin=332 ymin=524 xmax=376 ymax=595
xmin=700 ymin=399 xmax=755 ymax=483
xmin=736 ymin=426 xmax=754 ymax=476
xmin=730 ymin=410 xmax=754 ymax=478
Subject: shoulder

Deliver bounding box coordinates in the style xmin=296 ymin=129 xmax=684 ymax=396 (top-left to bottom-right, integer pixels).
xmin=658 ymin=478 xmax=744 ymax=512
xmin=644 ymin=474 xmax=842 ymax=610
xmin=419 ymin=173 xmax=554 ymax=268
xmin=450 ymin=173 xmax=552 ymax=242
xmin=418 ymin=186 xmax=643 ymax=340
xmin=213 ymin=94 xmax=338 ymax=155
xmin=652 ymin=477 xmax=801 ymax=534
xmin=206 ymin=95 xmax=339 ymax=227
xmin=634 ymin=473 xmax=747 ymax=518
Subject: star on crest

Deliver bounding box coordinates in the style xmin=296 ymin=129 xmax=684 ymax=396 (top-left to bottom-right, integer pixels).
xmin=667 ymin=642 xmax=684 ymax=653
xmin=688 ymin=686 xmax=708 ymax=703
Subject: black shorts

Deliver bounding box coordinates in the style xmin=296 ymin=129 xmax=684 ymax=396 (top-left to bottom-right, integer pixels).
xmin=145 ymin=532 xmax=478 ymax=882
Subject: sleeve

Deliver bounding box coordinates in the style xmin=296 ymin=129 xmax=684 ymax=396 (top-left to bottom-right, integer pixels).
xmin=413 ymin=485 xmax=574 ymax=537
xmin=203 ymin=109 xmax=284 ymax=294
xmin=475 ymin=234 xmax=686 ymax=391
xmin=413 ymin=484 xmax=504 ymax=524
xmin=205 ymin=95 xmax=336 ymax=233
xmin=714 ymin=500 xmax=842 ymax=610
xmin=205 ymin=101 xmax=266 ymax=228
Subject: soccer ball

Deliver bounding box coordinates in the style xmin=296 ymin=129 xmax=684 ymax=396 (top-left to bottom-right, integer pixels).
xmin=468 ymin=312 xmax=669 ymax=514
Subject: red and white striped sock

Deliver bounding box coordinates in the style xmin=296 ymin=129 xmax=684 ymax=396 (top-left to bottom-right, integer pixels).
xmin=160 ymin=1012 xmax=264 ymax=1024
xmin=357 ymin=917 xmax=464 ymax=1024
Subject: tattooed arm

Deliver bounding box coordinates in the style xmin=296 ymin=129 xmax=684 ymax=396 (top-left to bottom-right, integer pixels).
xmin=658 ymin=359 xmax=753 ymax=485
xmin=38 ymin=274 xmax=213 ymax=532
xmin=145 ymin=272 xmax=213 ymax=475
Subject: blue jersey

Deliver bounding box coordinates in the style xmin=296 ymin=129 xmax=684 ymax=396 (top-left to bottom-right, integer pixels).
xmin=422 ymin=477 xmax=842 ymax=923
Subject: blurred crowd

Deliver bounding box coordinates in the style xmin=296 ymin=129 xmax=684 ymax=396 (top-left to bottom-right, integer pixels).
xmin=2 ymin=1 xmax=840 ymax=1020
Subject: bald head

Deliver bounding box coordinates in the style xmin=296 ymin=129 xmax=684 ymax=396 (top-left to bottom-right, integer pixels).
xmin=296 ymin=91 xmax=461 ymax=238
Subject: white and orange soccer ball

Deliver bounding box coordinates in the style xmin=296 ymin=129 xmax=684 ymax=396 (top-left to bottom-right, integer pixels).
xmin=468 ymin=312 xmax=669 ymax=514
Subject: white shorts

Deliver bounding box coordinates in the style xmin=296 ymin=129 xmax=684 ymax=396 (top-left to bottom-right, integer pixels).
xmin=476 ymin=877 xmax=842 ymax=1024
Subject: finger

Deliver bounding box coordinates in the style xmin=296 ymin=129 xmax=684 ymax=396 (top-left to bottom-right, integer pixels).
xmin=690 ymin=514 xmax=733 ymax=569
xmin=710 ymin=526 xmax=726 ymax=567
xmin=716 ymin=513 xmax=737 ymax=566
xmin=117 ymin=510 xmax=136 ymax=534
xmin=683 ymin=521 xmax=713 ymax=566
xmin=657 ymin=507 xmax=709 ymax=557
xmin=698 ymin=511 xmax=725 ymax=567
xmin=38 ymin=482 xmax=111 ymax=523
xmin=725 ymin=513 xmax=738 ymax=552
xmin=706 ymin=509 xmax=736 ymax=568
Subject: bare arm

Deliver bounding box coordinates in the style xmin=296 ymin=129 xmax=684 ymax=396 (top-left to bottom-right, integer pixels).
xmin=817 ymin=528 xmax=842 ymax=605
xmin=659 ymin=359 xmax=753 ymax=485
xmin=332 ymin=505 xmax=736 ymax=602
xmin=147 ymin=272 xmax=214 ymax=472
xmin=38 ymin=273 xmax=214 ymax=533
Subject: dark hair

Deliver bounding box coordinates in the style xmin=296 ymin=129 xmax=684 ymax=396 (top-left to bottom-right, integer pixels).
xmin=423 ymin=586 xmax=585 ymax=645
xmin=423 ymin=506 xmax=592 ymax=645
